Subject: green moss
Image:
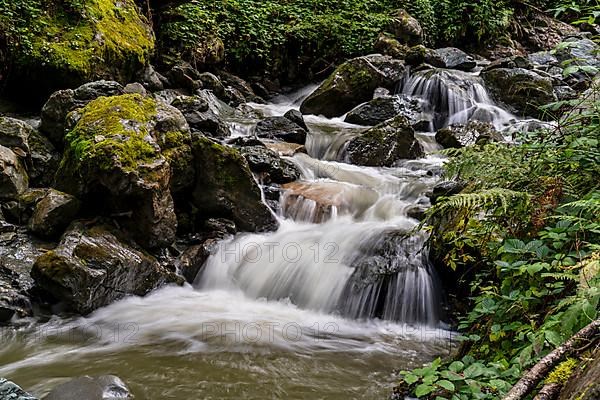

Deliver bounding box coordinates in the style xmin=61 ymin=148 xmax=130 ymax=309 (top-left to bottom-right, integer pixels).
xmin=4 ymin=0 xmax=154 ymax=83
xmin=546 ymin=358 xmax=578 ymax=385
xmin=64 ymin=94 xmax=160 ymax=172
xmin=33 ymin=251 xmax=75 ymax=280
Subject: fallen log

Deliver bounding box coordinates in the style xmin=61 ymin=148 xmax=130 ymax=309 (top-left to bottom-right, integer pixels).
xmin=502 ymin=319 xmax=600 ymax=400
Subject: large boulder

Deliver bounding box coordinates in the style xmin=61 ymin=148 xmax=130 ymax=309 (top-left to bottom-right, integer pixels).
xmin=300 ymin=55 xmax=406 ymax=118
xmin=344 ymin=115 xmax=424 ymax=167
xmin=191 ymin=136 xmax=278 ymax=232
xmin=344 ymin=95 xmax=428 ymax=128
xmin=31 ymin=222 xmax=182 ymax=314
xmin=387 ymin=9 xmax=423 ymax=46
xmin=43 ymin=375 xmax=132 ymax=400
xmin=29 ymin=189 xmax=80 ymax=238
xmin=0 ymin=145 xmax=28 ymax=199
xmin=1 ymin=0 xmax=154 ymax=101
xmin=54 ymin=94 xmax=192 ymax=249
xmin=254 ymin=116 xmax=307 ymax=144
xmin=481 ymin=68 xmax=556 ymax=118
xmin=0 ymin=116 xmax=31 ymax=154
xmin=435 ymin=121 xmax=505 ymax=149
xmin=40 ymin=81 xmax=125 ymax=147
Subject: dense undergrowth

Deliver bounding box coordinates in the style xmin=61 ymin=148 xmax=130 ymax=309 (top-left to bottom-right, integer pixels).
xmin=397 ymin=54 xmax=600 ymax=400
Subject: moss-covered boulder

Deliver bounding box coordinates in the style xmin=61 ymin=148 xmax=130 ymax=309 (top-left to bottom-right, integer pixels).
xmin=0 ymin=0 xmax=154 ymax=102
xmin=481 ymin=68 xmax=557 ymax=119
xmin=55 ymin=94 xmax=192 ymax=249
xmin=344 ymin=115 xmax=424 ymax=167
xmin=300 ymin=55 xmax=406 ymax=118
xmin=31 ymin=222 xmax=183 ymax=314
xmin=191 ymin=136 xmax=278 ymax=232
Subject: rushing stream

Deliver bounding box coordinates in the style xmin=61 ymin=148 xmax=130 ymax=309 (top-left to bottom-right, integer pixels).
xmin=0 ymin=68 xmax=531 ymax=398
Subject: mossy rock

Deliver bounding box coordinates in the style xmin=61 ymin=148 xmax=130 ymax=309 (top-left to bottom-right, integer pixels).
xmin=1 ymin=0 xmax=154 ymax=102
xmin=191 ymin=135 xmax=278 ymax=232
xmin=55 ymin=94 xmax=192 ymax=249
xmin=345 ymin=115 xmax=424 ymax=166
xmin=481 ymin=68 xmax=557 ymax=119
xmin=31 ymin=222 xmax=183 ymax=314
xmin=300 ymin=55 xmax=406 ymax=118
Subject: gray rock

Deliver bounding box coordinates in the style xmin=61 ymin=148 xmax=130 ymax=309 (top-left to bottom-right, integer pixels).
xmin=29 ymin=189 xmax=80 ymax=238
xmin=555 ymin=38 xmax=600 ymax=68
xmin=32 ymin=222 xmax=183 ymax=314
xmin=73 ymin=80 xmax=124 ymax=101
xmin=239 ymin=145 xmax=301 ymax=184
xmin=0 ymin=116 xmax=32 ymax=154
xmin=171 ymin=95 xmax=230 ymax=138
xmin=284 ymin=109 xmax=308 ymax=131
xmin=430 ymin=180 xmax=466 ymax=204
xmin=167 ymin=63 xmax=202 ymax=92
xmin=123 ymin=82 xmax=147 ymax=96
xmin=198 ymin=72 xmax=226 ymax=99
xmin=139 ymin=64 xmax=165 ymax=92
xmin=345 ymin=96 xmax=400 ymax=126
xmin=300 ymin=55 xmax=406 ymax=118
xmin=43 ymin=375 xmax=131 ymax=400
xmin=435 ymin=121 xmax=505 ymax=149
xmin=0 ymin=145 xmax=28 ymax=199
xmin=0 ymin=378 xmax=38 ymax=400
xmin=528 ymin=51 xmax=559 ymax=67
xmin=428 ymin=47 xmax=476 ymax=71
xmin=345 ymin=115 xmax=424 ymax=166
xmin=254 ymin=116 xmax=307 ymax=144
xmin=27 ymin=129 xmax=60 ymax=188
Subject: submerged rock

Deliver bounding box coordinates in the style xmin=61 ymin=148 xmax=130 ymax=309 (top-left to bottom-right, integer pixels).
xmin=31 ymin=222 xmax=182 ymax=314
xmin=481 ymin=68 xmax=556 ymax=118
xmin=345 ymin=115 xmax=424 ymax=166
xmin=435 ymin=121 xmax=505 ymax=149
xmin=300 ymin=55 xmax=405 ymax=118
xmin=43 ymin=375 xmax=132 ymax=400
xmin=191 ymin=136 xmax=278 ymax=232
xmin=55 ymin=94 xmax=189 ymax=249
xmin=254 ymin=116 xmax=307 ymax=144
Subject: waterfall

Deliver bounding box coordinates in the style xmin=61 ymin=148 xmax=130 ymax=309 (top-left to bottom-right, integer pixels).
xmin=402 ymin=68 xmax=517 ymax=131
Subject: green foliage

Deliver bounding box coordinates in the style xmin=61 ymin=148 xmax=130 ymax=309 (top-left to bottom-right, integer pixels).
xmin=550 ymin=0 xmax=600 ymax=25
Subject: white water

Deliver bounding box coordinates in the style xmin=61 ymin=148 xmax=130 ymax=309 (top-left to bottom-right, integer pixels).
xmin=1 ymin=67 xmax=534 ymax=398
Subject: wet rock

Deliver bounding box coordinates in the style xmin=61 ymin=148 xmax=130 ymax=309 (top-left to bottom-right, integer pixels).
xmin=481 ymin=68 xmax=556 ymax=118
xmin=284 ymin=109 xmax=309 ymax=131
xmin=388 ymin=9 xmax=423 ymax=45
xmin=427 ymin=47 xmax=476 ymax=71
xmin=0 ymin=116 xmax=32 ymax=154
xmin=31 ymin=222 xmax=182 ymax=314
xmin=171 ymin=95 xmax=230 ymax=138
xmin=55 ymin=94 xmax=188 ymax=249
xmin=0 ymin=230 xmax=52 ymax=321
xmin=0 ymin=378 xmax=38 ymax=399
xmin=27 ymin=129 xmax=60 ymax=188
xmin=198 ymin=72 xmax=227 ymax=99
xmin=0 ymin=145 xmax=28 ymax=200
xmin=40 ymin=81 xmax=125 ymax=147
xmin=191 ymin=136 xmax=278 ymax=232
xmin=166 ymin=63 xmax=202 ymax=92
xmin=345 ymin=96 xmax=400 ymax=126
xmin=528 ymin=51 xmax=559 ymax=68
xmin=1 ymin=189 xmax=48 ymax=225
xmin=483 ymin=55 xmax=533 ymax=71
xmin=29 ymin=189 xmax=80 ymax=238
xmin=43 ymin=375 xmax=132 ymax=400
xmin=263 ymin=141 xmax=307 ymax=157
xmin=239 ymin=146 xmax=301 ymax=184
xmin=218 ymin=71 xmax=258 ymax=102
xmin=435 ymin=121 xmax=505 ymax=149
xmin=300 ymin=55 xmax=406 ymax=118
xmin=345 ymin=115 xmax=424 ymax=167
xmin=254 ymin=116 xmax=307 ymax=144
xmin=429 ymin=180 xmax=466 ymax=204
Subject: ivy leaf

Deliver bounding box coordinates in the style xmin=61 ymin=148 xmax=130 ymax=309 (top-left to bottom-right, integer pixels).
xmin=448 ymin=361 xmax=465 ymax=373
xmin=404 ymin=373 xmax=419 ymax=385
